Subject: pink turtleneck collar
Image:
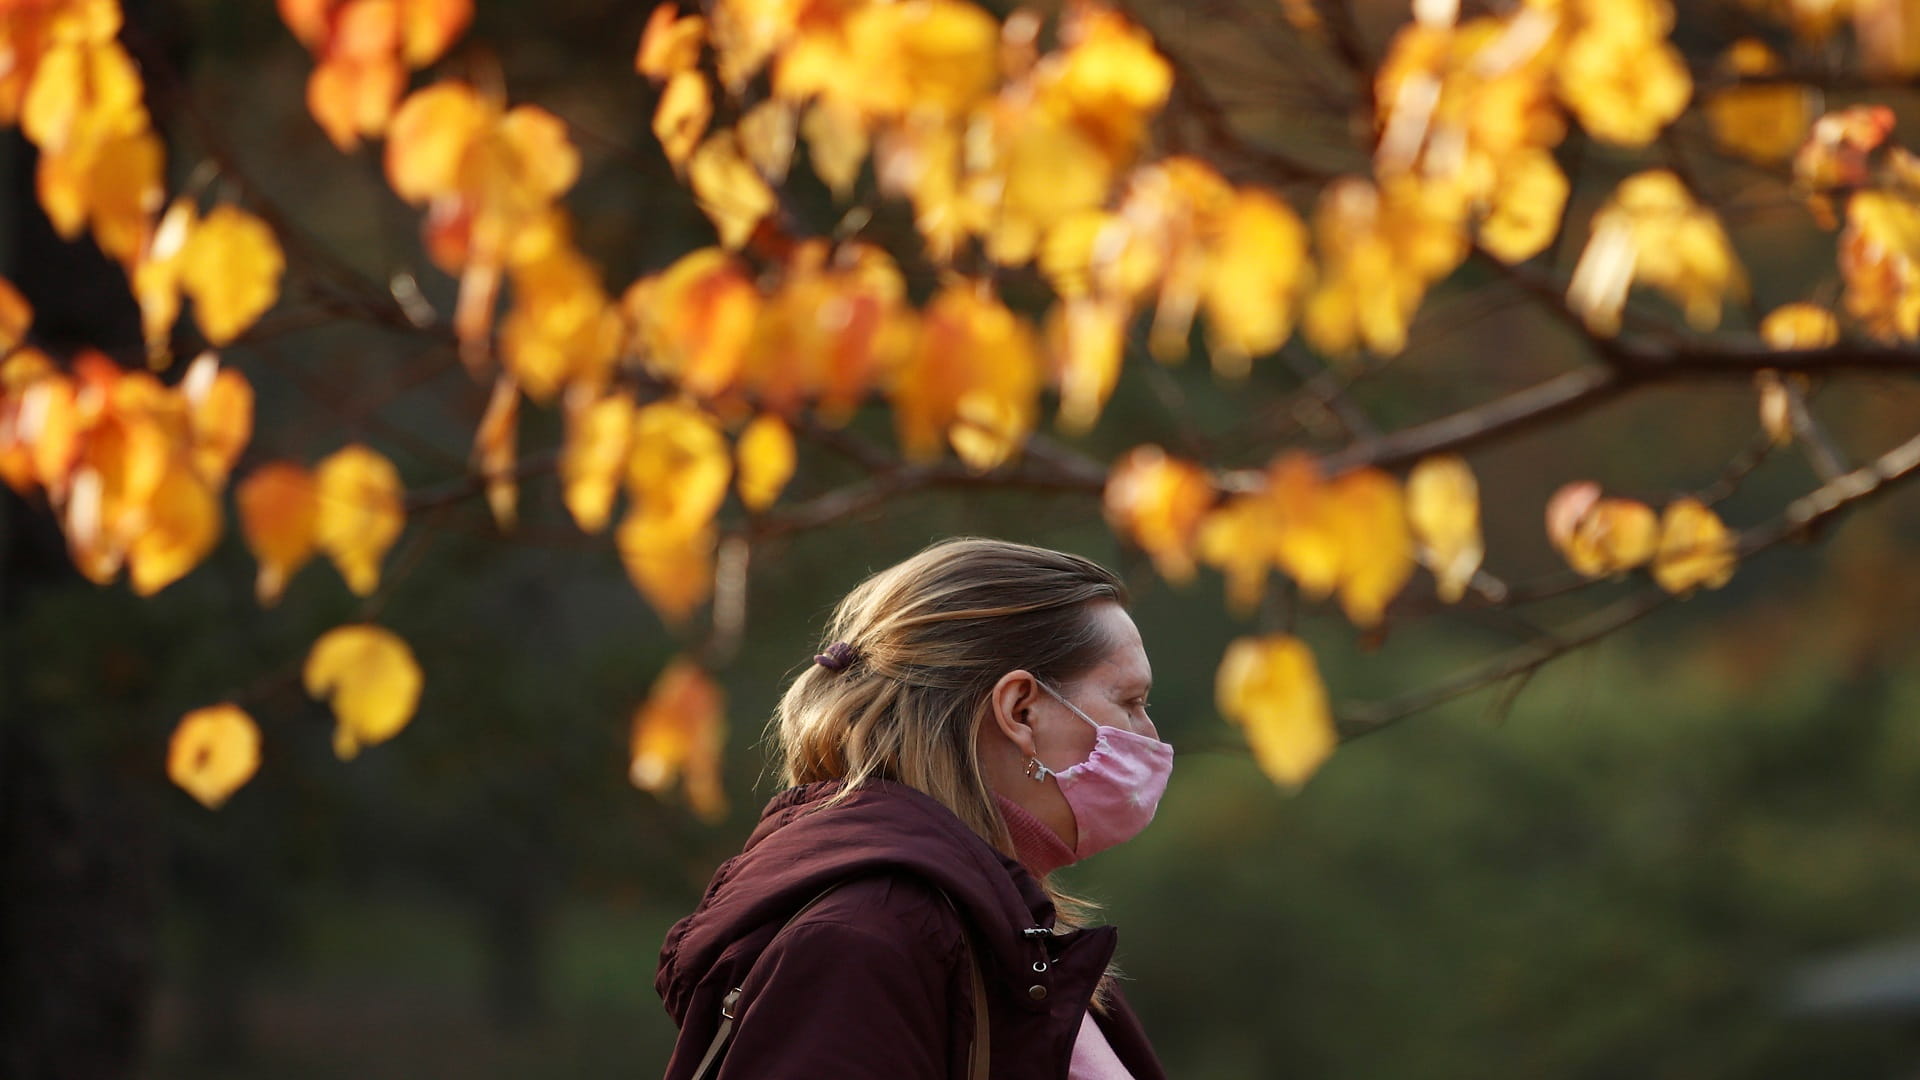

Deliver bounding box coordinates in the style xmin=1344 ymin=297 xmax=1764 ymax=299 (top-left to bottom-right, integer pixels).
xmin=995 ymin=792 xmax=1076 ymax=877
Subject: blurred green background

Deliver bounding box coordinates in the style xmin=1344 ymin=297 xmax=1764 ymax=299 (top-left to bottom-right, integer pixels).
xmin=8 ymin=0 xmax=1920 ymax=1077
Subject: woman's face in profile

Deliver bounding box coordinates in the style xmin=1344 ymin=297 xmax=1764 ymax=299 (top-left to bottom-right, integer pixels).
xmin=1033 ymin=601 xmax=1158 ymax=760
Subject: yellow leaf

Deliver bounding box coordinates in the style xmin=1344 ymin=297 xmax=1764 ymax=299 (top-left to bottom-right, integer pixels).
xmin=1104 ymin=444 xmax=1215 ymax=585
xmin=1327 ymin=467 xmax=1414 ymax=627
xmin=1704 ymin=40 xmax=1811 ymax=164
xmin=21 ymin=38 xmax=144 ymax=155
xmin=636 ymin=3 xmax=707 ymax=81
xmin=616 ymin=511 xmax=715 ymax=624
xmin=1201 ymin=189 xmax=1311 ymax=372
xmin=1555 ymin=5 xmax=1690 ymax=147
xmin=842 ymin=0 xmax=999 ymax=117
xmin=1759 ymin=302 xmax=1839 ymax=349
xmin=134 ymin=198 xmax=195 ymax=359
xmin=738 ymin=99 xmax=796 ymax=185
xmin=734 ymin=412 xmax=795 ymax=511
xmin=167 ymin=704 xmax=261 ymax=809
xmin=561 ymin=389 xmax=635 ymax=533
xmin=1573 ymin=170 xmax=1747 ymax=334
xmin=1557 ymin=494 xmax=1658 ymax=577
xmin=1755 ymin=369 xmax=1797 ymax=447
xmin=238 ymin=461 xmax=320 ymax=606
xmin=688 ymin=130 xmax=777 ymax=250
xmin=304 ymin=623 xmax=423 ymax=760
xmin=1303 ymin=176 xmax=1467 ymax=356
xmin=1652 ymin=497 xmax=1737 ymax=593
xmin=1215 ymin=634 xmax=1336 ymax=789
xmin=1197 ymin=494 xmax=1282 ymax=616
xmin=314 ymin=443 xmax=405 ymax=596
xmin=1406 ymin=454 xmax=1483 ymax=603
xmin=987 ymin=107 xmax=1114 ymax=266
xmin=629 ymin=656 xmax=727 ymax=821
xmin=498 ymin=104 xmax=581 ymax=204
xmin=627 ymin=397 xmax=733 ymax=532
xmin=178 ymin=206 xmax=285 ymax=347
xmin=1479 ymin=147 xmax=1567 ymax=264
xmin=654 ymin=70 xmax=712 ymax=174
xmin=181 ymin=353 xmax=253 ymax=484
xmin=1043 ymin=5 xmax=1173 ymax=160
xmin=1045 ymin=295 xmax=1128 ymax=434
xmin=83 ymin=129 xmax=165 ymax=267
xmin=1268 ymin=452 xmax=1340 ymax=600
xmin=802 ymin=99 xmax=869 ymax=199
xmin=499 ymin=225 xmax=621 ymax=402
xmin=472 ymin=374 xmax=518 ymax=531
xmin=127 ymin=457 xmax=221 ymax=596
xmin=1839 ymin=191 xmax=1920 ymax=341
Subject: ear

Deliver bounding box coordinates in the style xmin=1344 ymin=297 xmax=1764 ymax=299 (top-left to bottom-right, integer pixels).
xmin=986 ymin=668 xmax=1042 ymax=757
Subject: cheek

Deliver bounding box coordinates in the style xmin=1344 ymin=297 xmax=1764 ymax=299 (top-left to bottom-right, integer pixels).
xmin=1038 ymin=717 xmax=1100 ymax=768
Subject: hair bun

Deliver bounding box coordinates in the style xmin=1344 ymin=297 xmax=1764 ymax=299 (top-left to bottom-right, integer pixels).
xmin=813 ymin=640 xmax=858 ymax=671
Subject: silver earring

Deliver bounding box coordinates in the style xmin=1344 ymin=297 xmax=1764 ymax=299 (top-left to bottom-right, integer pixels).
xmin=1024 ymin=756 xmax=1052 ymax=782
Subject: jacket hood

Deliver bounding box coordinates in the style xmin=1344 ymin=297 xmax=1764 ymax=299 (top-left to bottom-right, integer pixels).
xmin=655 ymin=779 xmax=1061 ymax=1022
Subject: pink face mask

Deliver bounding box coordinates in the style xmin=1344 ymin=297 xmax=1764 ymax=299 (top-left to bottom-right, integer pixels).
xmin=1028 ymin=677 xmax=1175 ymax=861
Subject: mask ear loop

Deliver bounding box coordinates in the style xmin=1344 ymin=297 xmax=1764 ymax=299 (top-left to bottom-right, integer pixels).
xmin=1026 ymin=677 xmax=1099 ymax=784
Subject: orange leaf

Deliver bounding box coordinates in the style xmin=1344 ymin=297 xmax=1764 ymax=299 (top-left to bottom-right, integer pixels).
xmin=0 ymin=275 xmax=32 ymax=351
xmin=1268 ymin=452 xmax=1340 ymax=600
xmin=628 ymin=656 xmax=727 ymax=822
xmin=653 ymin=69 xmax=712 ymax=174
xmin=1104 ymin=444 xmax=1214 ymax=585
xmin=630 ymin=247 xmax=760 ymax=398
xmin=636 ymin=4 xmax=707 ymax=81
xmin=238 ymin=461 xmax=321 ymax=606
xmin=891 ymin=283 xmax=1040 ymax=471
xmin=399 ymin=0 xmax=471 ymax=67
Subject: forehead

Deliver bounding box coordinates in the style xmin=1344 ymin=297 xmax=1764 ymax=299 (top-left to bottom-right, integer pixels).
xmin=1082 ymin=602 xmax=1151 ymax=688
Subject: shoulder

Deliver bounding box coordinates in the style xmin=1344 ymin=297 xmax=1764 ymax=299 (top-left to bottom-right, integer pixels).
xmin=778 ymin=872 xmax=969 ymax=963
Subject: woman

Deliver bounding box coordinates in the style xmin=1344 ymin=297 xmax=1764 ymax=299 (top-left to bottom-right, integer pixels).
xmin=656 ymin=537 xmax=1173 ymax=1079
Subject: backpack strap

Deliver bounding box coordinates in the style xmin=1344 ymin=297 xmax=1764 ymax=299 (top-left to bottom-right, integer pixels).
xmin=687 ymin=879 xmax=991 ymax=1080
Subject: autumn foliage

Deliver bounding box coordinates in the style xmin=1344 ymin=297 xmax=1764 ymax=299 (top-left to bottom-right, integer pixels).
xmin=3 ymin=0 xmax=1919 ymax=815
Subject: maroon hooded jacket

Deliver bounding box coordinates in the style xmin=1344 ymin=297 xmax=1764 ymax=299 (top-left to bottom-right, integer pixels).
xmin=656 ymin=779 xmax=1168 ymax=1080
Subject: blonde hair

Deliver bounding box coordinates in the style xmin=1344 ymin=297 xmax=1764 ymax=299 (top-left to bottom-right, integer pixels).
xmin=772 ymin=536 xmax=1129 ymax=926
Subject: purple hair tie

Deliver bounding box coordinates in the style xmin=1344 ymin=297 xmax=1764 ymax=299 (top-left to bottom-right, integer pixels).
xmin=813 ymin=641 xmax=857 ymax=671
